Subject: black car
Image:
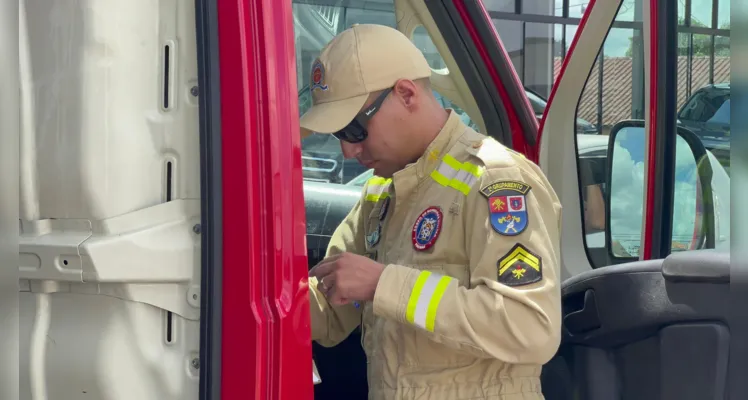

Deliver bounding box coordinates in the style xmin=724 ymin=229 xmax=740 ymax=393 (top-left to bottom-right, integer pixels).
xmin=677 ymin=83 xmax=730 ymax=174
xmin=524 ymin=87 xmax=599 ymax=135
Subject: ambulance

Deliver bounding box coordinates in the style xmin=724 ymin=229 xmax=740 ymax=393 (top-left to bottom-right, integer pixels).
xmin=13 ymin=0 xmax=733 ymax=398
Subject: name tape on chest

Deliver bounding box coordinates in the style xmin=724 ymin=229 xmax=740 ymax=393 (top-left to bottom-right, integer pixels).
xmin=480 ymin=180 xmax=531 ymax=236
xmin=379 ymin=197 xmax=391 ymax=221
xmin=497 ymin=243 xmax=542 ymax=286
xmin=412 ymin=206 xmax=443 ymax=251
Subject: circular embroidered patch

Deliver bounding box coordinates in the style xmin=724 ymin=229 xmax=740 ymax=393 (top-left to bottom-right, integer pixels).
xmin=379 ymin=197 xmax=391 ymax=221
xmin=310 ymin=60 xmax=329 ymax=92
xmin=412 ymin=206 xmax=443 ymax=251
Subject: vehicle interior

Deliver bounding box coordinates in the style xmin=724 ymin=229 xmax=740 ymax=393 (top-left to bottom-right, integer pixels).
xmin=294 ymin=0 xmax=733 ymax=399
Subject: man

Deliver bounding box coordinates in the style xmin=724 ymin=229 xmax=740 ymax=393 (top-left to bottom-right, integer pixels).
xmin=301 ymin=23 xmax=562 ymax=399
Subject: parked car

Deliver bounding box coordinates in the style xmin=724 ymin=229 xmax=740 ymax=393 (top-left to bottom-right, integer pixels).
xmin=677 ymin=82 xmax=730 ymax=174
xmin=524 ymin=87 xmax=599 ymax=134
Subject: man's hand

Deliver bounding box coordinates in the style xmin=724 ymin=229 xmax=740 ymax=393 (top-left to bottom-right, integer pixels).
xmin=310 ymin=252 xmax=386 ymax=306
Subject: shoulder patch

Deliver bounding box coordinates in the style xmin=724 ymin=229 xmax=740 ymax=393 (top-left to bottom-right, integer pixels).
xmin=497 ymin=243 xmax=542 ymax=287
xmin=481 ymin=181 xmax=531 ymax=236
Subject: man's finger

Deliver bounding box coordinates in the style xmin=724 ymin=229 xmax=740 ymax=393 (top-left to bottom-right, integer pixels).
xmin=309 ymin=253 xmax=342 ymax=274
xmin=316 ymin=276 xmax=335 ymax=295
xmin=328 ymin=291 xmax=350 ymax=306
xmin=310 ymin=259 xmax=339 ymax=278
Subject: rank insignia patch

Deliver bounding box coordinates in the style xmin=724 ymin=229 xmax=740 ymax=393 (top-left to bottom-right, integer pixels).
xmin=412 ymin=206 xmax=443 ymax=251
xmin=497 ymin=243 xmax=542 ymax=286
xmin=480 ymin=180 xmax=531 ymax=236
xmin=310 ymin=59 xmax=329 ymax=92
xmin=366 ymin=224 xmax=381 ymax=248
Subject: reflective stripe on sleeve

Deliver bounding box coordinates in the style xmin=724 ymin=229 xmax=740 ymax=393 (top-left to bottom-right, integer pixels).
xmin=365 ymin=177 xmax=392 ymax=202
xmin=430 ymin=154 xmax=484 ymax=195
xmin=405 ymin=270 xmax=453 ymax=332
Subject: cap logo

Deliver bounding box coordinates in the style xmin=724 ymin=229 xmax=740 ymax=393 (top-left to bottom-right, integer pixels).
xmin=310 ymin=60 xmax=329 ymax=92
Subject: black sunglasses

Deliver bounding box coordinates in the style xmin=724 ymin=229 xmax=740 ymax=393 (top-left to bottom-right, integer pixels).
xmin=332 ymin=88 xmax=392 ymax=143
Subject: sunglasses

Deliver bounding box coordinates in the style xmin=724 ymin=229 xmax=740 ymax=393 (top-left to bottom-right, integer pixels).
xmin=332 ymin=88 xmax=392 ymax=143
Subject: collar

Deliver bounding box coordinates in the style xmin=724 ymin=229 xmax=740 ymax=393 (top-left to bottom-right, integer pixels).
xmin=390 ymin=110 xmax=466 ymax=197
xmin=396 ymin=110 xmax=465 ymax=180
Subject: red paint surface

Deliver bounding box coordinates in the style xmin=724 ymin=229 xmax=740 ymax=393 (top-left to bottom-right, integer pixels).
xmin=641 ymin=0 xmax=658 ymax=260
xmin=217 ymin=0 xmax=312 ymax=398
xmin=453 ymin=0 xmax=537 ymax=162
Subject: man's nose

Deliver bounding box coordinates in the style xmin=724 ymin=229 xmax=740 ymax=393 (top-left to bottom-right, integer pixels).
xmin=340 ymin=140 xmax=362 ymax=159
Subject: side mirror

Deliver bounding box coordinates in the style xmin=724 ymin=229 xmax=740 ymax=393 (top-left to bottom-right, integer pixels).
xmin=604 ymin=120 xmax=715 ymax=258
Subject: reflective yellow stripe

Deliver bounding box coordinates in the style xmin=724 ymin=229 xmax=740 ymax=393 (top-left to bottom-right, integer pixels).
xmin=442 ymin=154 xmax=463 ymax=170
xmin=364 ymin=191 xmax=390 ymax=202
xmin=405 ymin=270 xmax=453 ymax=332
xmin=365 ymin=177 xmax=392 ymax=202
xmin=430 ymin=155 xmax=484 ymax=195
xmin=367 ymin=177 xmax=391 ymax=185
xmin=405 ymin=271 xmax=431 ymax=325
xmin=425 ymin=277 xmax=451 ymax=332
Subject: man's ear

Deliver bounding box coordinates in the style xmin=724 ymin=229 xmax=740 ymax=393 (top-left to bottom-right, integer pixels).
xmin=392 ymin=79 xmax=419 ymax=110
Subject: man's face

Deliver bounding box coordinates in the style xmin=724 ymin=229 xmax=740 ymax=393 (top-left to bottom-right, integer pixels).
xmin=339 ymin=81 xmax=422 ymax=178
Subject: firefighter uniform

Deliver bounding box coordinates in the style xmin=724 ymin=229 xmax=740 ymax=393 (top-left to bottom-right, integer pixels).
xmin=309 ymin=110 xmax=562 ymax=399
xmin=303 ymin=24 xmax=562 ymax=400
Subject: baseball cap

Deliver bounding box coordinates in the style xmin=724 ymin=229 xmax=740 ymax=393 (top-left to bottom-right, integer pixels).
xmin=299 ymin=24 xmax=433 ymax=138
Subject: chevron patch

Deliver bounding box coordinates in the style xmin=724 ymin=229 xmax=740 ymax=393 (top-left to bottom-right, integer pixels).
xmin=497 ymin=243 xmax=542 ymax=286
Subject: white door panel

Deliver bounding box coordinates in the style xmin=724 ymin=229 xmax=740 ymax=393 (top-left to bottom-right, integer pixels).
xmin=19 ymin=292 xmax=199 ymax=400
xmin=19 ymin=0 xmax=202 ymax=397
xmin=538 ymin=0 xmax=622 ymax=280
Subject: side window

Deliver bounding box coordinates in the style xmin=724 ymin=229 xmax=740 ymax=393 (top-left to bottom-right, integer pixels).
xmin=293 ymin=1 xmax=481 ymax=186
xmin=568 ymin=0 xmax=731 ymax=265
xmin=491 ymin=0 xmax=731 ymax=266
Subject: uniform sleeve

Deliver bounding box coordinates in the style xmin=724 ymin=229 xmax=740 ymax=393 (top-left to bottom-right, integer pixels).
xmin=372 ymin=164 xmax=563 ymax=365
xmin=309 ymin=189 xmax=367 ymax=347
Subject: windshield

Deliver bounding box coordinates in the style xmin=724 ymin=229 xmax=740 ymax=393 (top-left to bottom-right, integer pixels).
xmin=679 ymin=88 xmax=730 ymax=123
xmin=707 ymin=98 xmax=730 ymax=124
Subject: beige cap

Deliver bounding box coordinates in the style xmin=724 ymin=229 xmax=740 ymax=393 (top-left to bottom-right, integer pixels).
xmin=299 ymin=24 xmax=432 ymax=137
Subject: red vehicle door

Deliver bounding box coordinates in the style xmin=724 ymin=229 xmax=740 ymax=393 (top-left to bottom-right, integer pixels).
xmin=538 ymin=0 xmax=735 ymax=398
xmin=197 ymin=1 xmax=539 ymax=399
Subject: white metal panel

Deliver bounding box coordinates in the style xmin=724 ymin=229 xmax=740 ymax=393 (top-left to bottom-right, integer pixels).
xmin=19 ymin=0 xmax=202 ymax=397
xmin=19 ymin=292 xmax=199 ymax=400
xmin=20 ymin=0 xmax=200 ymax=221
